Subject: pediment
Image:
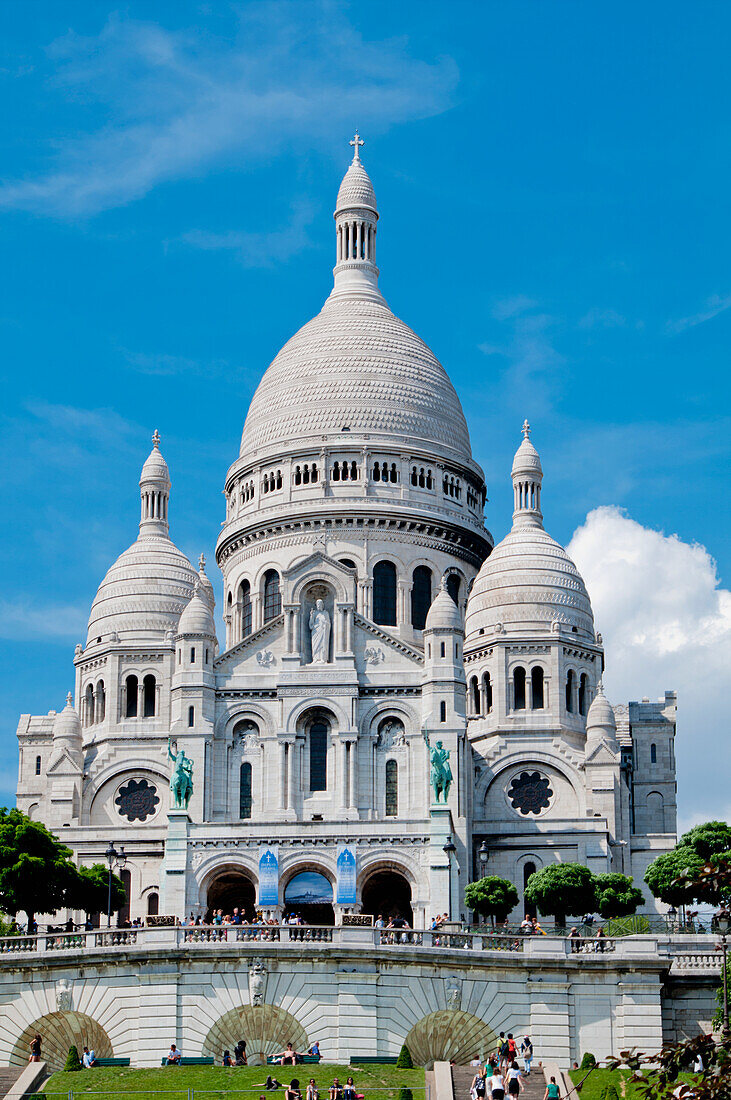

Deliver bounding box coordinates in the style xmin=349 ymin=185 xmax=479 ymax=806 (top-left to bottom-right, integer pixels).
xmin=47 ymin=748 xmax=83 ymax=777
xmin=214 ymin=613 xmax=284 ymax=673
xmin=585 ymin=739 xmax=619 ymax=765
xmin=353 ymin=613 xmax=424 ymax=668
xmin=285 ymin=551 xmax=355 ymax=582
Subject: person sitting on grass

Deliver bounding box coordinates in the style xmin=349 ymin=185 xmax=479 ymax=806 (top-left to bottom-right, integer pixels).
xmin=264 ymin=1076 xmax=283 ymax=1090
xmin=285 ymin=1078 xmax=302 ymax=1100
xmin=166 ymin=1043 xmax=182 ymax=1065
xmin=82 ymin=1046 xmax=97 ymax=1068
xmin=306 ymin=1078 xmax=319 ymax=1100
xmin=235 ymin=1039 xmax=248 ymax=1065
xmin=308 ymin=1041 xmax=321 ymax=1059
xmin=329 ymin=1077 xmax=343 ymax=1100
xmin=223 ymin=1050 xmax=233 ymax=1067
xmin=343 ymin=1076 xmax=357 ymax=1100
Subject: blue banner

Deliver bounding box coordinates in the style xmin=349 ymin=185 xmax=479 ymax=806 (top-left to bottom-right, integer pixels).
xmin=336 ymin=844 xmax=357 ymax=904
xmin=258 ymin=846 xmax=279 ymax=907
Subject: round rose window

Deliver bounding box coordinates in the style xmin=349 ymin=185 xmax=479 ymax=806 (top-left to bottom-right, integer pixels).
xmin=507 ymin=771 xmax=553 ymax=816
xmin=115 ymin=778 xmax=160 ymax=822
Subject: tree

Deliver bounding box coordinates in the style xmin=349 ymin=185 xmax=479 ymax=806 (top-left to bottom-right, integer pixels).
xmin=593 ymin=873 xmax=644 ymax=918
xmin=464 ymin=876 xmax=519 ymax=925
xmin=679 ymin=821 xmax=731 ymax=860
xmin=73 ymin=864 xmax=126 ymax=921
xmin=523 ymin=863 xmax=596 ymax=926
xmin=607 ymin=1033 xmax=730 ymax=1100
xmin=0 ymin=808 xmax=80 ymax=929
xmin=643 ymin=846 xmax=705 ymax=908
xmin=579 ymin=1053 xmax=596 ymax=1070
xmin=64 ymin=1045 xmax=82 ymax=1071
xmin=396 ymin=1044 xmax=414 ymax=1068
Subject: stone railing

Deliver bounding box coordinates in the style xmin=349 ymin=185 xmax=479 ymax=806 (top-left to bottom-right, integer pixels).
xmin=0 ymin=924 xmax=644 ymax=961
xmin=670 ymin=952 xmax=722 ymax=972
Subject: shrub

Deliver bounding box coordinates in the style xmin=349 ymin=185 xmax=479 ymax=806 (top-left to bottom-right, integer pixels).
xmin=579 ymin=1052 xmax=596 ymax=1069
xmin=63 ymin=1045 xmax=82 ymax=1071
xmin=398 ymin=1089 xmax=414 ymax=1100
xmin=600 ymin=1086 xmax=619 ymax=1100
xmin=396 ymin=1045 xmax=414 ymax=1068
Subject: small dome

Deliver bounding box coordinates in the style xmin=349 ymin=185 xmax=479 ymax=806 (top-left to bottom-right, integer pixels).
xmin=586 ymin=682 xmax=617 ymax=737
xmin=466 ymin=525 xmax=595 ymax=642
xmin=425 ymin=582 xmax=463 ymax=632
xmin=140 ymin=430 xmax=170 ymax=486
xmin=177 ymin=584 xmax=216 ymax=637
xmin=52 ymin=693 xmax=82 ymax=743
xmin=336 ymin=159 xmax=377 ymax=213
xmin=87 ymin=536 xmax=197 ymax=645
xmin=511 ymin=431 xmax=542 ymax=477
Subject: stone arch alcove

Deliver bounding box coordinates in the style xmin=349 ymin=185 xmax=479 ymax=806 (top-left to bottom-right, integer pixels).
xmin=403 ymin=1009 xmax=496 ymax=1066
xmin=202 ymin=1004 xmax=307 ymax=1066
xmin=11 ymin=1011 xmax=113 ymax=1070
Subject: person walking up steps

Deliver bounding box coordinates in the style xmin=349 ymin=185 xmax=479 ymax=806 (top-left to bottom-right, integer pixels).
xmin=506 ymin=1061 xmax=524 ymax=1098
xmin=520 ymin=1036 xmax=533 ymax=1075
xmin=544 ymin=1077 xmax=561 ymax=1100
xmin=488 ymin=1065 xmax=505 ymax=1100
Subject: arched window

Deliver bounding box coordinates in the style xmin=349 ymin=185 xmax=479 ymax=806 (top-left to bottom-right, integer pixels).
xmin=147 ymin=892 xmax=159 ymax=917
xmin=85 ymin=683 xmax=94 ymax=726
xmin=578 ymin=673 xmax=589 ymax=715
xmin=385 ymin=759 xmax=398 ymax=817
xmin=239 ymin=762 xmax=253 ymax=819
xmin=411 ymin=565 xmax=432 ymax=630
xmin=188 ymin=705 xmax=194 ymax=728
xmin=439 ymin=700 xmax=447 ymax=723
xmin=513 ymin=667 xmax=526 ymax=710
xmin=309 ymin=720 xmax=328 ymax=792
xmin=339 ymin=558 xmax=356 ymax=570
xmin=470 ymin=676 xmax=480 ymax=715
xmin=143 ymin=674 xmax=156 ymax=718
xmin=531 ymin=667 xmax=545 ymax=710
xmin=647 ymin=790 xmax=665 ymax=830
xmin=650 ymin=743 xmax=657 ymax=764
xmin=239 ymin=580 xmax=252 ymax=638
xmin=565 ymin=670 xmax=575 ymax=713
xmin=483 ymin=672 xmax=493 ymax=713
xmin=263 ymin=570 xmax=281 ymax=622
xmin=373 ymin=561 xmax=397 ymax=626
xmin=446 ymin=573 xmax=461 ymax=606
xmin=125 ymin=674 xmax=138 ymax=718
xmin=35 ymin=755 xmax=41 ymax=776
xmin=96 ymin=680 xmax=105 ymax=723
xmin=190 ymin=647 xmax=196 ymax=663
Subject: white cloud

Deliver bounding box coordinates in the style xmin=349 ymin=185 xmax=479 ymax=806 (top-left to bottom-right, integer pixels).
xmin=0 ymin=599 xmax=87 ymax=641
xmin=480 ymin=303 xmax=564 ymax=417
xmin=0 ymin=8 xmax=458 ymax=218
xmin=578 ymin=307 xmax=626 ymax=329
xmin=181 ymin=200 xmax=316 ymax=267
xmin=666 ymin=292 xmax=731 ymax=334
xmin=568 ymin=506 xmax=731 ymax=822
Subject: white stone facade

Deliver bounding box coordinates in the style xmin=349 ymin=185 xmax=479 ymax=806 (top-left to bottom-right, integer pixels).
xmin=16 ymin=140 xmax=678 ymax=930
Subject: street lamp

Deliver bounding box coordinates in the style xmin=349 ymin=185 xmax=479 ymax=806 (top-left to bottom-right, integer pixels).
xmin=443 ymin=837 xmax=457 ymax=922
xmin=478 ymin=841 xmax=489 ymax=873
xmin=717 ymin=908 xmax=730 ymax=1039
xmin=104 ymin=841 xmax=127 ymax=928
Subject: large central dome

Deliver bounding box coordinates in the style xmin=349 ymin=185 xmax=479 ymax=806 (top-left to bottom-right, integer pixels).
xmin=238 ymin=138 xmax=473 ymax=468
xmin=239 ymin=295 xmax=472 ymax=460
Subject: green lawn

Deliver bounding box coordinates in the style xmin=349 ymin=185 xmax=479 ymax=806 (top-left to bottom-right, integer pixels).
xmin=38 ymin=1061 xmax=425 ymax=1100
xmin=568 ymin=1068 xmax=697 ymax=1100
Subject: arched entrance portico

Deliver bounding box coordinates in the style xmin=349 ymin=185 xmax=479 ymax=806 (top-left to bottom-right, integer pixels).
xmin=283 ymin=870 xmax=334 ymax=925
xmin=361 ymin=868 xmax=413 ymax=924
xmin=206 ymin=868 xmax=257 ymax=921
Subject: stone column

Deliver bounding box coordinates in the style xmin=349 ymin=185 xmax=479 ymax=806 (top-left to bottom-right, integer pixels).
xmin=348 ymin=741 xmax=356 ymax=810
xmin=339 ymin=740 xmax=348 ymax=811
xmin=137 ymin=682 xmax=144 ymax=718
xmin=286 ymin=740 xmax=296 ymax=814
xmin=280 ymin=741 xmax=287 ymax=810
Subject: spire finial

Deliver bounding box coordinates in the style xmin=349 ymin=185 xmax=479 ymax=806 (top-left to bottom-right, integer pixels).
xmin=349 ymin=130 xmax=364 ymax=162
xmin=66 ymin=691 xmax=73 ymax=707
xmin=152 ymin=429 xmax=161 ymax=449
xmin=199 ymin=552 xmax=206 ymax=573
xmin=522 ymin=419 xmax=531 ymax=439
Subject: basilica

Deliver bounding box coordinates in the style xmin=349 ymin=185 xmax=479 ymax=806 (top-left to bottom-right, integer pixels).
xmin=15 ymin=139 xmax=678 ymax=928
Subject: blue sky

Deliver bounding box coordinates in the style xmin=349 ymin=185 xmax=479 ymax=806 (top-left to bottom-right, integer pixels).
xmin=1 ymin=2 xmax=729 ymax=826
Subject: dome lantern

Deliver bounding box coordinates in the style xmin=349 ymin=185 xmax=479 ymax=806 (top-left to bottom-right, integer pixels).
xmin=139 ymin=430 xmax=171 ymax=537
xmin=332 ymin=132 xmax=381 ymax=302
xmin=511 ymin=420 xmax=543 ymax=529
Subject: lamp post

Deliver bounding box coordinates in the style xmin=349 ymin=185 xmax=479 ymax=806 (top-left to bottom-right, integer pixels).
xmin=717 ymin=908 xmax=730 ymax=1040
xmin=443 ymin=837 xmax=457 ymax=922
xmin=104 ymin=841 xmax=127 ymax=928
xmin=478 ymin=840 xmax=489 ymax=875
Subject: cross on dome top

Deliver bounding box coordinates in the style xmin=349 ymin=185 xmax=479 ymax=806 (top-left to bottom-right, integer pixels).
xmin=199 ymin=553 xmax=206 ymax=572
xmin=522 ymin=419 xmax=531 ymax=439
xmin=152 ymin=429 xmax=161 ymax=449
xmin=349 ymin=131 xmax=364 ymax=162
xmin=66 ymin=691 xmax=73 ymax=707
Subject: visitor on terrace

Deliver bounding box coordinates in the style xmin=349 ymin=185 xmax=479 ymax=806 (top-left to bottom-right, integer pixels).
xmin=273 ymin=1042 xmax=301 ymax=1065
xmin=307 ymin=1041 xmax=321 ymax=1058
xmin=166 ymin=1043 xmax=182 ymax=1065
xmin=235 ymin=1038 xmax=248 ymax=1065
xmin=82 ymin=1046 xmax=97 ymax=1068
